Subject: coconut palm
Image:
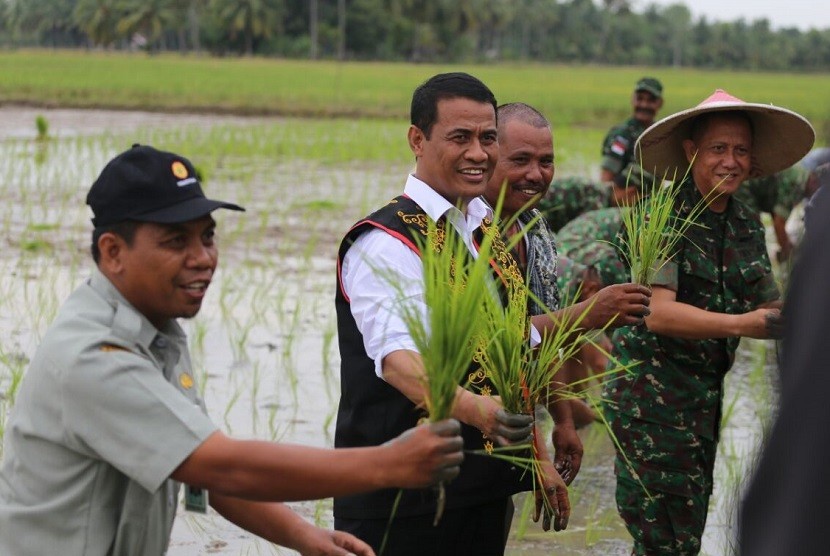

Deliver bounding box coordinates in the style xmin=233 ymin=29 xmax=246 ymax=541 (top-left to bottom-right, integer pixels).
xmin=73 ymin=0 xmax=124 ymax=47
xmin=116 ymin=0 xmax=179 ymax=50
xmin=211 ymin=0 xmax=285 ymax=56
xmin=6 ymin=0 xmax=79 ymax=46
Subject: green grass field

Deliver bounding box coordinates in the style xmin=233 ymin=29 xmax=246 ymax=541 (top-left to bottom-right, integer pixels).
xmin=3 ymin=49 xmax=829 ymax=140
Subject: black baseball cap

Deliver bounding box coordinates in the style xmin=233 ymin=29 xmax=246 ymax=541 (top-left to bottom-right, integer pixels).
xmin=86 ymin=144 xmax=244 ymax=227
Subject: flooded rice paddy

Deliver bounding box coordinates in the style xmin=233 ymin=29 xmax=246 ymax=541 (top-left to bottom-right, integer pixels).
xmin=0 ymin=106 xmax=781 ymax=555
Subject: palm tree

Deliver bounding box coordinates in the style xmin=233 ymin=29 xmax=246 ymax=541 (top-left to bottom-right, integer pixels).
xmin=116 ymin=0 xmax=179 ymax=51
xmin=309 ymin=0 xmax=317 ymax=59
xmin=73 ymin=0 xmax=124 ymax=47
xmin=7 ymin=0 xmax=80 ymax=47
xmin=212 ymin=0 xmax=284 ymax=56
xmin=337 ymin=0 xmax=345 ymax=60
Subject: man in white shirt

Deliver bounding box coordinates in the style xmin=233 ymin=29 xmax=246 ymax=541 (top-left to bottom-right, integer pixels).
xmin=334 ymin=72 xmax=571 ymax=556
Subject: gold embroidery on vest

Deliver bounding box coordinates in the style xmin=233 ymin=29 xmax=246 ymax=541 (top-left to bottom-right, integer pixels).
xmin=480 ymin=217 xmax=524 ymax=287
xmin=398 ymin=211 xmax=446 ymax=252
xmin=468 ymin=367 xmax=486 ymax=386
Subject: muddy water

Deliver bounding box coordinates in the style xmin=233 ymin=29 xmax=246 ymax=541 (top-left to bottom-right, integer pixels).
xmin=0 ymin=107 xmax=779 ymax=555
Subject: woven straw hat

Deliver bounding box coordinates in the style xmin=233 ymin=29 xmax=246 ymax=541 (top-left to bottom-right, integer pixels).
xmin=635 ymin=89 xmax=815 ymax=180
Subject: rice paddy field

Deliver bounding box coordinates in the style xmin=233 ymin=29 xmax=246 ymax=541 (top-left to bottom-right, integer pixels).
xmin=0 ymin=51 xmax=811 ymax=555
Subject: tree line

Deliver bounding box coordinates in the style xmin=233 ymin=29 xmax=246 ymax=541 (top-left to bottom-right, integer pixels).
xmin=3 ymin=0 xmax=830 ymax=72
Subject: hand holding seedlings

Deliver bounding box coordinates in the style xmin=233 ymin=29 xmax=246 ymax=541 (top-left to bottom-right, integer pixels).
xmin=533 ymin=459 xmax=571 ymax=532
xmin=384 ymin=418 xmax=464 ymax=487
xmin=552 ymin=421 xmax=583 ymax=485
xmin=484 ymin=403 xmax=534 ymax=446
xmin=585 ymin=282 xmax=652 ymax=328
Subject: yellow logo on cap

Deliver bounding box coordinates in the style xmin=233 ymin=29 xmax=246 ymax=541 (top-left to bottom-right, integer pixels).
xmin=179 ymin=372 xmax=194 ymax=389
xmin=171 ymin=161 xmax=189 ymax=179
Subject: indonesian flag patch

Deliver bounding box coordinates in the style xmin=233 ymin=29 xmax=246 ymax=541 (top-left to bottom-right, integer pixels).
xmin=611 ymin=136 xmax=628 ymax=156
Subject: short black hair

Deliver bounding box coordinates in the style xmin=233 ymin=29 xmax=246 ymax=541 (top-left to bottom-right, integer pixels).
xmin=410 ymin=72 xmax=497 ymax=138
xmin=497 ymin=102 xmax=550 ymax=129
xmin=91 ymin=220 xmax=139 ymax=264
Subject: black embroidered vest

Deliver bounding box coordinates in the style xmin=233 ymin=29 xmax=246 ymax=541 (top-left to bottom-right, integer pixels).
xmin=333 ymin=195 xmax=533 ymax=520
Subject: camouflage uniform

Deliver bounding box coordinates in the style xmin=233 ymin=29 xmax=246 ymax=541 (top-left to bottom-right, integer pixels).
xmin=537 ymin=177 xmax=611 ymax=233
xmin=556 ymin=208 xmax=629 ymax=289
xmin=554 ymin=255 xmax=587 ymax=305
xmin=601 ymin=117 xmax=647 ymax=178
xmin=602 ymin=180 xmax=779 ymax=555
xmin=735 ymin=165 xmax=809 ymax=220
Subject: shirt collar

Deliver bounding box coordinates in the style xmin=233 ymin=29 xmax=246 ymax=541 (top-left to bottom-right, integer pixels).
xmin=88 ymin=267 xmax=186 ymax=349
xmin=403 ymin=174 xmax=493 ymax=232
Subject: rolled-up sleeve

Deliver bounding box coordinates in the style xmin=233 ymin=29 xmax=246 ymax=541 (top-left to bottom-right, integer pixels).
xmin=341 ymin=229 xmax=425 ymax=378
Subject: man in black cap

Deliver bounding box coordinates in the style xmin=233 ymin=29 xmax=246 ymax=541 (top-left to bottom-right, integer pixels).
xmin=0 ymin=144 xmax=465 ymax=556
xmin=600 ymin=77 xmax=663 ymax=206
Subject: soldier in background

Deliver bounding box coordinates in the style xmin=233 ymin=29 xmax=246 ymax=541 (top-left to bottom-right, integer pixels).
xmin=600 ymin=77 xmax=663 ymax=206
xmin=554 ymin=209 xmax=630 ymax=428
xmin=538 ymin=164 xmax=644 ymax=233
xmin=536 ymin=176 xmax=609 ymax=232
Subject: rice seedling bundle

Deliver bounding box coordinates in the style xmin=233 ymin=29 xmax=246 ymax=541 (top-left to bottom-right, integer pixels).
xmin=379 ymin=213 xmax=503 ymax=527
xmin=616 ymin=163 xmax=715 ymax=286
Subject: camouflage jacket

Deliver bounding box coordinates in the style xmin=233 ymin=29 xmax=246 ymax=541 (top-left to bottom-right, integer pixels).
xmin=604 ymin=180 xmax=780 ymax=440
xmin=556 ymin=207 xmax=628 ymax=287
xmin=537 ymin=177 xmax=611 ymax=233
xmin=601 ymin=117 xmax=647 ymax=176
xmin=734 ymin=165 xmax=809 ymax=219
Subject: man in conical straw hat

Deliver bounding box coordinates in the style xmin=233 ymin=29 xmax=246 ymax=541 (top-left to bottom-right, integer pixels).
xmin=602 ymin=89 xmax=814 ymax=555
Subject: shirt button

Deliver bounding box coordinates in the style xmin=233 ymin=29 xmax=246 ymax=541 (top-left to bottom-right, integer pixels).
xmin=154 ymin=337 xmax=168 ymax=348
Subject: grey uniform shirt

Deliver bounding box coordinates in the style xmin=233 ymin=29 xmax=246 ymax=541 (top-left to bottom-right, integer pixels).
xmin=0 ymin=268 xmax=217 ymax=555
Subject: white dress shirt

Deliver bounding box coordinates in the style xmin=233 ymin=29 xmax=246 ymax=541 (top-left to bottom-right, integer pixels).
xmin=341 ymin=174 xmax=539 ymax=379
xmin=341 ymin=175 xmax=491 ymax=378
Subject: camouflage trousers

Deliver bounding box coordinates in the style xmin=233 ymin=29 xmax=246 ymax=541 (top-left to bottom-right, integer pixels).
xmin=606 ymin=409 xmax=716 ymax=555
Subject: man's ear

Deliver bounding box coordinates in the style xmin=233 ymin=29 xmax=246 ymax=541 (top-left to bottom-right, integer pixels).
xmin=97 ymin=233 xmax=126 ymax=275
xmin=682 ymin=139 xmax=698 ymax=164
xmin=408 ymin=124 xmax=425 ymax=158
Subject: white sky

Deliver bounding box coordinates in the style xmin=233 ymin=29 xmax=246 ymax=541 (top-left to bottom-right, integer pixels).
xmin=638 ymin=0 xmax=829 ymax=31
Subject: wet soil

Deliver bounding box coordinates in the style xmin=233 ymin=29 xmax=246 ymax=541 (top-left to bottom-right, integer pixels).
xmin=0 ymin=106 xmax=780 ymax=556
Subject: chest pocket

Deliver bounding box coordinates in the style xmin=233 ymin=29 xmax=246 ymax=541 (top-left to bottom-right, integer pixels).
xmin=676 ymin=236 xmax=721 ymax=308
xmin=734 ymin=235 xmax=771 ymax=283
xmin=728 ymin=225 xmax=774 ymax=309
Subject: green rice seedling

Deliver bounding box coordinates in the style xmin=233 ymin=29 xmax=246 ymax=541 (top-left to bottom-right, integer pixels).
xmin=249 ymin=362 xmax=262 ymax=435
xmin=322 ymin=406 xmax=337 ymax=443
xmin=379 ymin=213 xmax=500 ymax=526
xmin=320 ymin=319 xmax=338 ymax=402
xmin=616 ymin=162 xmax=716 ymax=286
xmin=35 ymin=115 xmax=49 ymax=141
xmin=222 ymin=385 xmax=243 ymax=434
xmin=474 ymin=270 xmax=593 ymax=515
xmin=0 ymin=348 xmax=28 ymax=454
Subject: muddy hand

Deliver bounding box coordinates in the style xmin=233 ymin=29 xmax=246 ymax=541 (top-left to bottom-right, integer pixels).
xmin=385 ymin=418 xmax=463 ymax=488
xmin=592 ymin=283 xmax=651 ymax=328
xmin=534 ymin=461 xmax=570 ymax=532
xmin=493 ymin=408 xmax=534 ymax=446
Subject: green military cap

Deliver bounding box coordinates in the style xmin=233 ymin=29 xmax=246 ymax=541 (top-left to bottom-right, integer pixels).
xmin=635 ymin=77 xmax=663 ymax=99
